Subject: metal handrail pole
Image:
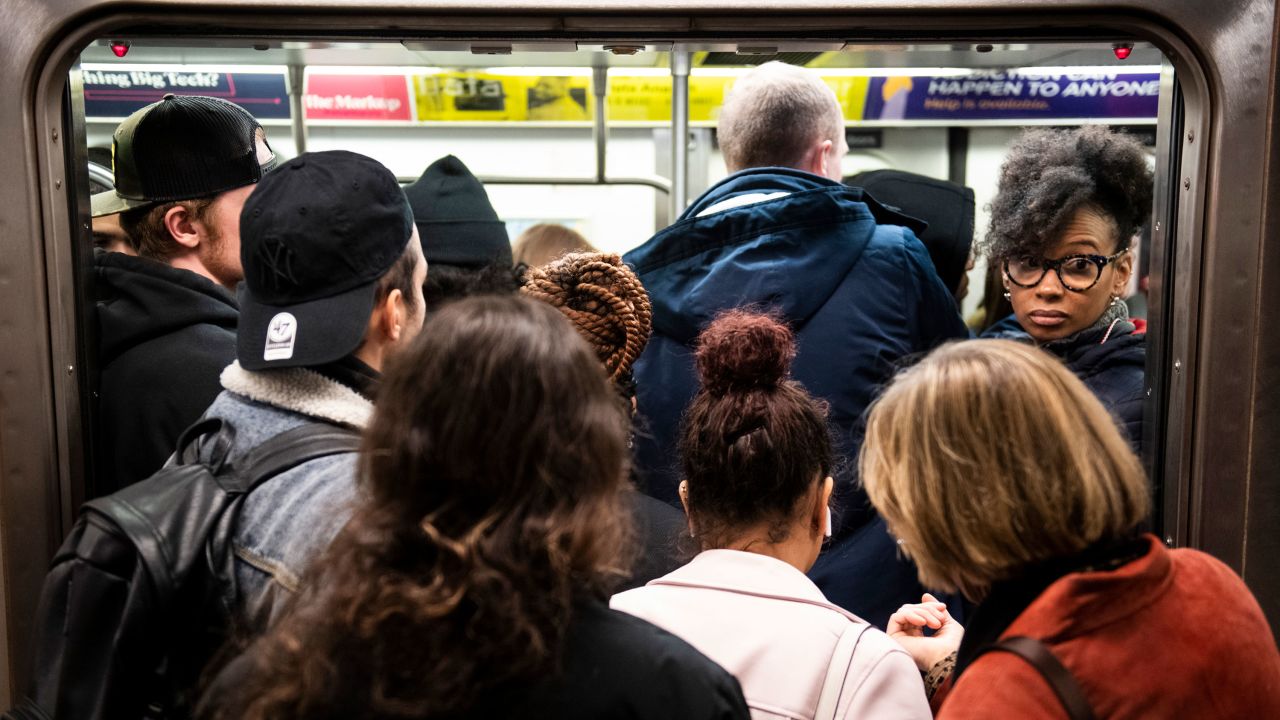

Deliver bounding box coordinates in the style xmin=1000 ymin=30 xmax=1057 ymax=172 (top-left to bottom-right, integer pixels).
xmin=593 ymin=64 xmax=608 ymax=183
xmin=670 ymin=49 xmax=691 ymax=219
xmin=287 ymin=62 xmax=307 ymax=155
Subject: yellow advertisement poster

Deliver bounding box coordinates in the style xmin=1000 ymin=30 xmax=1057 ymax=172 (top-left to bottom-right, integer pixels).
xmin=823 ymin=76 xmax=872 ymax=122
xmin=605 ymin=76 xmax=673 ymax=122
xmin=411 ymin=72 xmax=871 ymax=123
xmin=604 ymin=76 xmax=736 ymax=123
xmin=413 ymin=73 xmax=594 ymax=121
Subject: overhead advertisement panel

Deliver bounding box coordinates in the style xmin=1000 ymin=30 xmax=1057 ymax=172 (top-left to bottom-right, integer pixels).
xmin=412 ymin=72 xmax=595 ymax=122
xmin=862 ymin=70 xmax=1160 ymax=122
xmin=604 ymin=76 xmax=869 ymax=123
xmin=82 ymin=66 xmax=291 ymax=120
xmin=82 ymin=66 xmax=1159 ymax=126
xmin=305 ymin=73 xmax=413 ymax=122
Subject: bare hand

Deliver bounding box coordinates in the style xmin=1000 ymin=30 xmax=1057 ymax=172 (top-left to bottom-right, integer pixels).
xmin=886 ymin=593 xmax=964 ymax=671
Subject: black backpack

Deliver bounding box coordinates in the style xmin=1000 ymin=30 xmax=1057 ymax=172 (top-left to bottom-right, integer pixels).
xmin=8 ymin=418 xmax=361 ymax=720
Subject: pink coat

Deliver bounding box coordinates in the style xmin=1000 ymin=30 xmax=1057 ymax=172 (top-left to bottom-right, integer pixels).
xmin=611 ymin=550 xmax=931 ymax=720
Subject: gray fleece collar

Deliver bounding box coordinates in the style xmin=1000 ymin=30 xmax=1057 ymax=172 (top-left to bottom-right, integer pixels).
xmin=220 ymin=361 xmax=373 ymax=429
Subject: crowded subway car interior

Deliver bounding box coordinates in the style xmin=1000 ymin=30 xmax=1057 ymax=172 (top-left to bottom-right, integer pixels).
xmin=1 ymin=0 xmax=1279 ymax=715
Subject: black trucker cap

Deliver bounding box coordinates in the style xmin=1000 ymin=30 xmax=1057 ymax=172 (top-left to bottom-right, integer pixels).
xmin=846 ymin=169 xmax=976 ymax=296
xmin=403 ymin=155 xmax=512 ymax=268
xmin=236 ymin=150 xmax=414 ymax=371
xmin=91 ymin=94 xmax=277 ymax=217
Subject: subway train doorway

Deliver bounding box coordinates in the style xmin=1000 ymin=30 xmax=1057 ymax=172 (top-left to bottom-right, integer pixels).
xmin=6 ymin=1 xmax=1278 ymax=704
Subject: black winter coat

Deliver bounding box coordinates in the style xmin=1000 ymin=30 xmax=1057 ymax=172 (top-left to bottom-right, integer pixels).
xmin=94 ymin=251 xmax=238 ymax=495
xmin=621 ymin=489 xmax=687 ymax=591
xmin=1045 ymin=321 xmax=1146 ymax=450
xmin=983 ymin=314 xmax=1146 ymax=450
xmin=203 ymin=598 xmax=751 ymax=720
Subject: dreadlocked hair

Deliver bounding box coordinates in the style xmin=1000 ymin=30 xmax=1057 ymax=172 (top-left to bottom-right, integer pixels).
xmin=521 ymin=252 xmax=652 ymax=387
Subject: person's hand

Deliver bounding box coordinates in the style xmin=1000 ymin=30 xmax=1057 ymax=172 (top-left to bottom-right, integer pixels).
xmin=886 ymin=593 xmax=964 ymax=671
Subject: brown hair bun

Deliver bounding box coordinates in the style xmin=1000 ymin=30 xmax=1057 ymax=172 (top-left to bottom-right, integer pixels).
xmin=695 ymin=310 xmax=796 ymax=395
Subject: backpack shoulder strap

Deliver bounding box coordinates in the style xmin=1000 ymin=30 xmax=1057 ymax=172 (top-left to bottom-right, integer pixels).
xmin=174 ymin=417 xmax=235 ymax=469
xmin=980 ymin=636 xmax=1096 ymax=720
xmin=224 ymin=422 xmax=362 ymax=494
xmin=814 ymin=622 xmax=865 ymax=720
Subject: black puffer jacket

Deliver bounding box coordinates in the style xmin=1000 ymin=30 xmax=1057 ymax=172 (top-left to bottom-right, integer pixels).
xmin=985 ymin=314 xmax=1146 ymax=450
xmin=94 ymin=251 xmax=238 ymax=494
xmin=1045 ymin=320 xmax=1146 ymax=450
xmin=201 ymin=598 xmax=751 ymax=720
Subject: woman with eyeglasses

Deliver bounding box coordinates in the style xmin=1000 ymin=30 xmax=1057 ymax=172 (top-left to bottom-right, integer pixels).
xmin=981 ymin=126 xmax=1153 ymax=449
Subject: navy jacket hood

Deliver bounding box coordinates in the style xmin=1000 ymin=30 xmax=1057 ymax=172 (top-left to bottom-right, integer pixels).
xmin=628 ymin=167 xmax=926 ymax=344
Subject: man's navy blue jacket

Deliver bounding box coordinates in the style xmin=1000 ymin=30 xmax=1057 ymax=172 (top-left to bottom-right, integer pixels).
xmin=624 ymin=167 xmax=969 ymax=628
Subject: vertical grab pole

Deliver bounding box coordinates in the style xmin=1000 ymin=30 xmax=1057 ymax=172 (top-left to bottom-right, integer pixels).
xmin=593 ymin=64 xmax=608 ymax=183
xmin=287 ymin=62 xmax=307 ymax=156
xmin=670 ymin=50 xmax=691 ymax=219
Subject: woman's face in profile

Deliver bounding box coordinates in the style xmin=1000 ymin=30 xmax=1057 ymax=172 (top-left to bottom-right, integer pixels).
xmin=1005 ymin=207 xmax=1133 ymax=343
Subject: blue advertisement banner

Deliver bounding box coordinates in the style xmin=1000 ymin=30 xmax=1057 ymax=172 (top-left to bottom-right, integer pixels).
xmin=83 ymin=68 xmax=291 ymax=120
xmin=862 ymin=70 xmax=1160 ymax=122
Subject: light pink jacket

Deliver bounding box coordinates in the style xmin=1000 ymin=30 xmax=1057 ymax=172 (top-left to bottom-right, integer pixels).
xmin=611 ymin=550 xmax=930 ymax=720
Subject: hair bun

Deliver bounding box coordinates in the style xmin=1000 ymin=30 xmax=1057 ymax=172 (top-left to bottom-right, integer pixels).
xmin=695 ymin=310 xmax=796 ymax=394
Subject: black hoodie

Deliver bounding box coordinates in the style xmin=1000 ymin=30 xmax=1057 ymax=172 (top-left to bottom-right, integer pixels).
xmin=94 ymin=251 xmax=238 ymax=494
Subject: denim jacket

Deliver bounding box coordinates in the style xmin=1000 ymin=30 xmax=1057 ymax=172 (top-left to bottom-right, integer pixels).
xmin=199 ymin=361 xmax=372 ymax=630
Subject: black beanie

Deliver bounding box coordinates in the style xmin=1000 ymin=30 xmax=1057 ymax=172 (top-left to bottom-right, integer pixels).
xmin=404 ymin=155 xmax=512 ymax=268
xmin=846 ymin=169 xmax=975 ymax=296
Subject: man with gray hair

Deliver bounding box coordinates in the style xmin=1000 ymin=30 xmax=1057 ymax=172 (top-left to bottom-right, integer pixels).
xmin=716 ymin=61 xmax=848 ymax=179
xmin=623 ymin=61 xmax=969 ymax=629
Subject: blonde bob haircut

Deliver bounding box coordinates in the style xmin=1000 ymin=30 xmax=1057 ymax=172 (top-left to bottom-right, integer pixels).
xmin=859 ymin=340 xmax=1149 ymax=601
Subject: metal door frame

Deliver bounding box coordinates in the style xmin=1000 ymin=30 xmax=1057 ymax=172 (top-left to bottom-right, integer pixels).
xmin=3 ymin=0 xmax=1277 ymax=702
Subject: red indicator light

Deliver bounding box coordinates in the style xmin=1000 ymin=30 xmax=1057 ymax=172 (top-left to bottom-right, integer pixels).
xmin=109 ymin=41 xmax=130 ymax=58
xmin=1112 ymin=43 xmax=1133 ymax=60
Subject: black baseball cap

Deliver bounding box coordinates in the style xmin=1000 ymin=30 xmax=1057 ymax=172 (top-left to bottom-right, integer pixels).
xmin=236 ymin=150 xmax=415 ymax=371
xmin=91 ymin=94 xmax=277 ymax=217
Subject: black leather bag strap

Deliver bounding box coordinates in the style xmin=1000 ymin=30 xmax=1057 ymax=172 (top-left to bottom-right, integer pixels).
xmin=223 ymin=422 xmax=362 ymax=494
xmin=174 ymin=417 xmax=235 ymax=470
xmin=980 ymin=636 xmax=1096 ymax=720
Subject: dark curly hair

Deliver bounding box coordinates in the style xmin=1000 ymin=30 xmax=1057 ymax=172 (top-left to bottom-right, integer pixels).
xmin=423 ymin=260 xmax=524 ymax=310
xmin=679 ymin=310 xmax=833 ymax=546
xmin=201 ymin=296 xmax=633 ymax=720
xmin=521 ymin=252 xmax=652 ymax=390
xmin=981 ymin=125 xmax=1154 ymax=260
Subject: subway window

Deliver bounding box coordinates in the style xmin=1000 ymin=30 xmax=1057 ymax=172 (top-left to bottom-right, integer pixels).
xmin=74 ymin=38 xmax=1172 ymax=505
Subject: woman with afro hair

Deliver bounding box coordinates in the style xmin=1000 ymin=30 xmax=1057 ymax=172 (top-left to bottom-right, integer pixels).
xmin=981 ymin=125 xmax=1153 ymax=450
